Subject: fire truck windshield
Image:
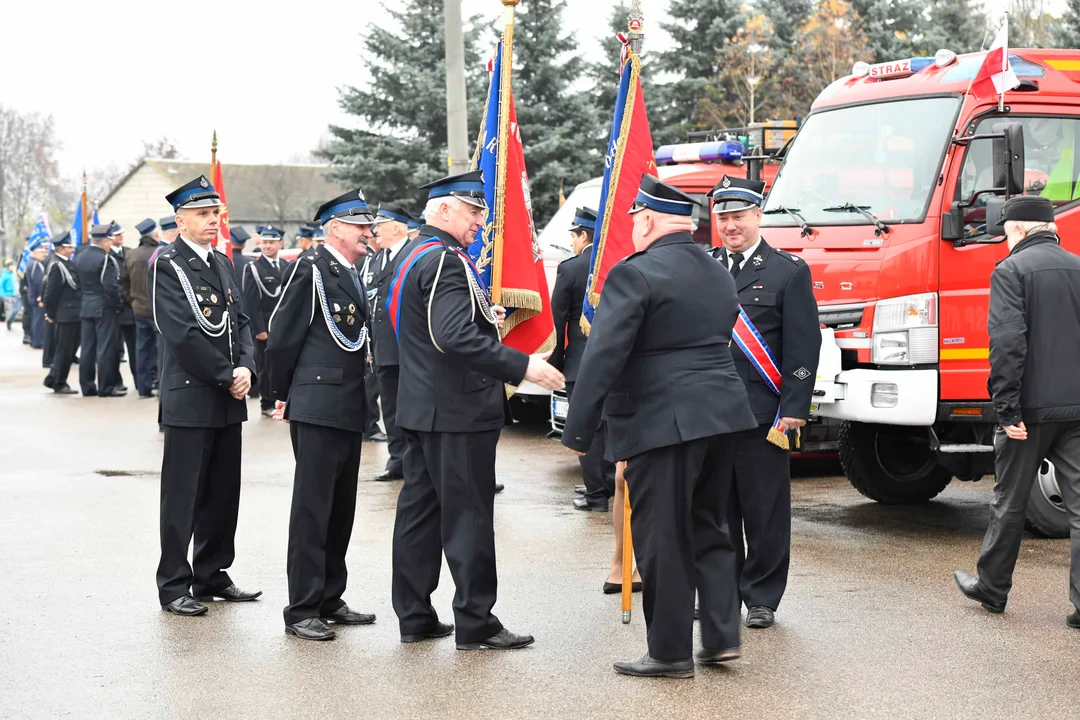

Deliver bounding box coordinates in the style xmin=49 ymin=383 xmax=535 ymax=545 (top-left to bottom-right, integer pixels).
xmin=763 ymin=96 xmax=960 ymax=228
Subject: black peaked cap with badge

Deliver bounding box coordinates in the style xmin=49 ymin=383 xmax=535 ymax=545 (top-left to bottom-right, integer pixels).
xmin=420 ymin=170 xmax=488 ymax=209
xmin=136 ymin=218 xmax=157 ymax=237
xmin=376 ymin=203 xmax=412 ymax=226
xmin=570 ymin=207 xmax=598 ymax=232
xmin=159 ymin=216 xmax=178 ymax=231
xmin=314 ymin=188 xmax=377 ymax=225
xmin=231 ymin=226 xmax=251 ymax=244
xmin=165 ymin=175 xmax=221 ymax=211
xmin=256 ymin=225 xmax=284 ymax=240
xmin=629 ymin=175 xmax=699 ymax=216
xmin=710 ymin=175 xmax=766 ymax=215
xmin=53 ymin=230 xmax=75 ymax=248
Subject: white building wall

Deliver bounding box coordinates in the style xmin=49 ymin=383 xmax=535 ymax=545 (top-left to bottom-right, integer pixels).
xmin=97 ymin=165 xmax=176 ymax=248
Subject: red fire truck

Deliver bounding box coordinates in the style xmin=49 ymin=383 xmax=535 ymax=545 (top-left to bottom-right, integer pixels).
xmin=766 ymin=48 xmax=1080 ymax=536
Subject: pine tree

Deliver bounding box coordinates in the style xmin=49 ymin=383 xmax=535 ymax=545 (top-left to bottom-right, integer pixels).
xmin=1057 ymin=0 xmax=1080 ymax=47
xmin=763 ymin=0 xmax=814 ymax=49
xmin=512 ymin=0 xmax=605 ymax=225
xmin=921 ymin=0 xmax=989 ymax=55
xmin=849 ymin=0 xmax=923 ymax=62
xmin=319 ymin=0 xmax=487 ymax=209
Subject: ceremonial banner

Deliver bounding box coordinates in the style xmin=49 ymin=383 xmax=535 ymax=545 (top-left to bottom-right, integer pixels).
xmin=211 ymin=156 xmax=232 ymax=261
xmin=470 ymin=40 xmax=555 ymax=370
xmin=19 ymin=211 xmax=51 ymax=275
xmin=72 ymin=175 xmax=89 ymax=246
xmin=581 ymin=38 xmax=655 ymax=333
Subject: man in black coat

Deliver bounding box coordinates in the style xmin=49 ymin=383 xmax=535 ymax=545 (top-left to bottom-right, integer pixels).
xmin=42 ymin=231 xmax=81 ymax=394
xmin=230 ymin=226 xmax=253 ymax=284
xmin=75 ymin=225 xmax=124 ymax=397
xmin=551 ymin=206 xmax=616 ymax=512
xmin=151 ymin=175 xmax=260 ymax=617
xmin=25 ymin=242 xmax=48 ymax=350
xmin=242 ymin=224 xmax=288 ymax=416
xmin=562 ymin=175 xmax=758 ymax=678
xmin=128 ymin=219 xmax=161 ymax=398
xmin=111 ymin=223 xmax=137 ymax=389
xmin=268 ymin=188 xmax=380 ymax=641
xmin=369 ymin=203 xmax=418 ymax=479
xmin=955 ymin=196 xmax=1080 ymax=628
xmin=708 ymin=176 xmax=821 ymax=631
xmin=391 ymin=171 xmax=564 ymax=650
xmin=41 ymin=245 xmax=59 ymax=366
xmin=358 ymin=234 xmax=387 ymax=442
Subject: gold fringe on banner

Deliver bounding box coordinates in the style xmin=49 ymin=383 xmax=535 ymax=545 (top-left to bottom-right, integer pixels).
xmin=504 ymin=329 xmax=557 ymax=398
xmin=766 ymin=426 xmax=801 ymax=451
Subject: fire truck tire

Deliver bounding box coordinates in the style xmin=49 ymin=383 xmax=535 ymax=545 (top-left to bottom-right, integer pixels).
xmin=1024 ymin=460 xmax=1069 ymax=538
xmin=838 ymin=421 xmax=952 ymax=504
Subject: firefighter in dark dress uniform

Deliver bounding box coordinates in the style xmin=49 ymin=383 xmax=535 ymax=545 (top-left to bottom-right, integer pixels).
xmin=151 ymin=175 xmax=261 ymax=617
xmin=268 ymin=188 xmax=379 ymax=641
xmin=42 ymin=231 xmax=80 ymax=393
xmin=550 ymin=206 xmax=616 ymax=511
xmin=390 ymin=171 xmax=564 ymax=650
xmin=708 ymin=176 xmax=821 ymax=630
xmin=110 ymin=223 xmax=137 ymax=389
xmin=75 ymin=224 xmax=124 ymax=397
xmin=242 ymin=224 xmax=289 ymax=416
xmin=562 ymin=175 xmax=758 ymax=678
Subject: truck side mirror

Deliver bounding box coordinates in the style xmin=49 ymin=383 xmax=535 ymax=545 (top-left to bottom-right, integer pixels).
xmin=941 ymin=202 xmax=965 ymax=241
xmin=992 ymin=123 xmax=1025 ymax=196
xmin=985 ymin=196 xmax=1006 ymax=237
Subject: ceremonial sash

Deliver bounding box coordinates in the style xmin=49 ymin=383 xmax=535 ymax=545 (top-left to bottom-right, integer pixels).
xmin=731 ymin=307 xmax=798 ymax=451
xmin=386 ymin=240 xmax=444 ymax=339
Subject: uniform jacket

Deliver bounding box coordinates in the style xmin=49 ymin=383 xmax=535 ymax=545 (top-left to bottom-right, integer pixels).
xmin=989 ymin=231 xmax=1080 ymax=425
xmin=150 ymin=239 xmax=256 ymax=428
xmin=710 ymin=238 xmax=821 ymax=424
xmin=242 ymin=254 xmax=289 ymax=336
xmin=549 ymin=246 xmax=591 ymax=383
xmin=267 ymin=245 xmax=368 ymax=433
xmin=372 ymin=239 xmax=417 ymax=367
xmin=127 ymin=235 xmax=160 ymax=317
xmin=113 ymin=247 xmax=134 ymax=325
xmin=232 ymin=251 xmax=253 ymax=287
xmin=74 ymin=245 xmax=122 ymax=319
xmin=43 ymin=256 xmax=81 ymax=324
xmin=25 ymin=259 xmax=45 ymax=304
xmin=283 ymin=248 xmax=316 ymax=285
xmin=395 ymin=225 xmax=529 ymax=433
xmin=39 ymin=252 xmax=57 ymax=302
xmin=563 ymin=232 xmax=757 ymax=460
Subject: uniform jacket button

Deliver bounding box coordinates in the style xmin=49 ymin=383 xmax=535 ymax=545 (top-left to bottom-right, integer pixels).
xmin=316 ymin=375 xmax=321 ymax=380
xmin=185 ymin=380 xmax=190 ymax=385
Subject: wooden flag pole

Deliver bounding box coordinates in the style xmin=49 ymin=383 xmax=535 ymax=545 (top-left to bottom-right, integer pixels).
xmin=210 ymin=130 xmax=218 ymax=174
xmin=80 ymin=171 xmax=88 ymax=245
xmin=491 ymin=0 xmax=519 ymax=305
xmin=621 ymin=485 xmax=633 ymax=623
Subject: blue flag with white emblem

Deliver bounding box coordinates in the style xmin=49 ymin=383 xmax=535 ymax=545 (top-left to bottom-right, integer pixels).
xmin=19 ymin=211 xmax=51 ymax=275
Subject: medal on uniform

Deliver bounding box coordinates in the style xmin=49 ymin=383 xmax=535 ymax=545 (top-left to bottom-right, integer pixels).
xmin=202 ymin=307 xmax=212 ymax=317
xmin=348 ymin=303 xmax=356 ymax=314
xmin=333 ymin=303 xmax=341 ymax=312
xmin=196 ymin=294 xmax=204 ymax=302
xmin=347 ymin=316 xmax=355 ymax=326
xmin=210 ymin=293 xmax=218 ymax=303
xmin=333 ymin=313 xmax=341 ymax=322
xmin=753 ymin=255 xmax=764 ymax=266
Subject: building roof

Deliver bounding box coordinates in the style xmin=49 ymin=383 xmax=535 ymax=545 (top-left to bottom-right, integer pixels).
xmin=102 ymin=159 xmax=351 ymax=223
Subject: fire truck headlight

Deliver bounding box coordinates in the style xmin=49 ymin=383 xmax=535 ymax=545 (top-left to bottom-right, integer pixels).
xmin=872 ymin=293 xmax=939 ymax=365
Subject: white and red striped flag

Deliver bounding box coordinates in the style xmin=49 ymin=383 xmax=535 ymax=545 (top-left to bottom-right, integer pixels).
xmin=971 ymin=17 xmax=1020 ymax=100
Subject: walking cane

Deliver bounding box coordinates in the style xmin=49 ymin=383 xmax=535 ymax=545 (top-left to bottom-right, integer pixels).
xmin=621 ymin=486 xmax=633 ymax=623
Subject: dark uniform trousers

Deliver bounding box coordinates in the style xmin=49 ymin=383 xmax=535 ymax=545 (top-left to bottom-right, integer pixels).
xmin=45 ymin=322 xmax=80 ymax=389
xmin=134 ymin=315 xmax=158 ymax=396
xmin=157 ymin=423 xmax=242 ymax=604
xmin=626 ymin=434 xmax=740 ymax=661
xmin=43 ymin=321 xmax=55 ymax=366
xmin=119 ymin=322 xmax=137 ymax=385
xmin=363 ymin=360 xmax=381 ymax=436
xmin=79 ymin=311 xmax=122 ymax=394
xmin=376 ymin=364 xmax=406 ymax=473
xmin=393 ymin=429 xmax=502 ymax=643
xmin=285 ymin=422 xmax=362 ymax=625
xmin=565 ymin=382 xmax=615 ymax=504
xmin=254 ymin=338 xmax=272 ymax=410
xmin=717 ymin=423 xmax=792 ymax=613
xmin=978 ymin=422 xmax=1080 ymax=609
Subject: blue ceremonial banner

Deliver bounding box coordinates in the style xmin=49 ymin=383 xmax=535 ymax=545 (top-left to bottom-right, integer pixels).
xmin=467 ymin=42 xmax=502 ymax=288
xmin=72 ymin=199 xmax=86 ymax=246
xmin=19 ymin=211 xmax=52 ymax=275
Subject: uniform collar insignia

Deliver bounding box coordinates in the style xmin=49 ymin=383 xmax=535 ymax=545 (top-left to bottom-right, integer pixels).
xmin=752 ymin=254 xmax=764 ymax=266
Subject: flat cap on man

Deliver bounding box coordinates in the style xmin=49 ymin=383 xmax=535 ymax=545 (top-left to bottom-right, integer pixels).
xmin=313 ymin=188 xmax=377 ymax=225
xmin=710 ymin=175 xmax=766 ymax=215
xmin=571 ymin=206 xmax=598 ymax=231
xmin=230 ymin=226 xmax=251 ymax=244
xmin=256 ymin=224 xmax=284 ymax=240
xmin=629 ymin=175 xmax=699 ymax=217
xmin=53 ymin=230 xmax=75 ymax=248
xmin=376 ymin=203 xmax=412 ymax=226
xmin=159 ymin=216 xmax=178 ymax=231
xmin=90 ymin=224 xmax=112 ymax=240
xmin=1002 ymin=195 xmax=1055 ymax=224
xmin=165 ymin=175 xmax=222 ymax=211
xmin=135 ymin=218 xmax=157 ymax=236
xmin=420 ymin=171 xmax=488 ymax=209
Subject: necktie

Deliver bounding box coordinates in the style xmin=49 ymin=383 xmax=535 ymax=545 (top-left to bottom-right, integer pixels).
xmin=347 ymin=266 xmax=363 ymax=297
xmin=730 ymin=252 xmax=745 ymax=280
xmin=380 ymin=251 xmax=388 ymax=272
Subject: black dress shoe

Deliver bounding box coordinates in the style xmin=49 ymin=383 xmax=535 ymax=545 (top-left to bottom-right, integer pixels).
xmin=161 ymin=595 xmax=208 ymax=617
xmin=954 ymin=570 xmax=1006 ymax=613
xmin=745 ymin=606 xmax=775 ymax=628
xmin=195 ymin=584 xmax=262 ymax=602
xmin=401 ymin=621 xmax=455 ymax=643
xmin=574 ymin=497 xmax=609 ymax=512
xmin=117 ymin=385 xmax=128 ymax=392
xmin=285 ymin=617 xmax=336 ymax=641
xmin=43 ymin=376 xmax=55 ymax=389
xmin=83 ymin=387 xmax=98 ymax=397
xmin=321 ymin=604 xmax=375 ymax=625
xmin=602 ymin=581 xmax=642 ymax=594
xmin=696 ymin=646 xmax=741 ymax=664
xmin=614 ymin=652 xmax=694 ymax=679
xmin=494 ymin=483 xmax=505 ymax=494
xmin=574 ymin=484 xmax=586 ymax=495
xmin=376 ymin=469 xmax=404 ymax=482
xmin=54 ymin=386 xmax=78 ymax=395
xmin=364 ymin=431 xmax=388 ymax=442
xmin=100 ymin=388 xmax=127 ymax=397
xmin=1067 ymin=611 xmax=1080 ymax=628
xmin=457 ymin=627 xmax=534 ymax=650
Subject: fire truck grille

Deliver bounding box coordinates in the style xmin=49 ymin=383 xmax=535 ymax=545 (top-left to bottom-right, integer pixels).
xmin=818 ymin=302 xmax=866 ymax=329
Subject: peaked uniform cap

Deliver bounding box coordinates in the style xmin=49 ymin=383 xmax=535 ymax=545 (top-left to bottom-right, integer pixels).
xmin=629 ymin=175 xmax=699 ymax=217
xmin=108 ymin=222 xmax=123 ymax=237
xmin=90 ymin=224 xmax=112 ymax=239
xmin=53 ymin=230 xmax=75 ymax=247
xmin=256 ymin=224 xmax=284 ymax=240
xmin=571 ymin=206 xmax=598 ymax=231
xmin=405 ymin=210 xmax=423 ymax=230
xmin=710 ymin=175 xmax=766 ymax=215
xmin=297 ymin=225 xmax=314 ymax=238
xmin=420 ymin=170 xmax=487 ymax=209
xmin=135 ymin=218 xmax=157 ymax=236
xmin=159 ymin=216 xmax=178 ymax=231
xmin=165 ymin=175 xmax=222 ymax=211
xmin=230 ymin=226 xmax=251 ymax=243
xmin=314 ymin=188 xmax=376 ymax=225
xmin=376 ymin=203 xmax=412 ymax=226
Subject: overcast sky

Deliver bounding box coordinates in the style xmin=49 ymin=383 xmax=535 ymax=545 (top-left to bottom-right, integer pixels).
xmin=0 ymin=0 xmax=1051 ymax=187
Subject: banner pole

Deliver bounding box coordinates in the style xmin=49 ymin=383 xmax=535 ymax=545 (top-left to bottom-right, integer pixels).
xmin=492 ymin=0 xmax=519 ymax=305
xmin=621 ymin=484 xmax=633 ymax=623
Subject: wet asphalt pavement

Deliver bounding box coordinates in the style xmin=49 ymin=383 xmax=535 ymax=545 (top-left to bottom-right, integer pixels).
xmin=1 ymin=329 xmax=1077 ymax=719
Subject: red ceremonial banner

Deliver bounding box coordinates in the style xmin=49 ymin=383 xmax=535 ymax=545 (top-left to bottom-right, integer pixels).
xmin=211 ymin=161 xmax=232 ymax=261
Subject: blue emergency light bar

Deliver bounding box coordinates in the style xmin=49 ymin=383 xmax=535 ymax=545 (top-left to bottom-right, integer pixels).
xmin=655 ymin=140 xmax=745 ymax=166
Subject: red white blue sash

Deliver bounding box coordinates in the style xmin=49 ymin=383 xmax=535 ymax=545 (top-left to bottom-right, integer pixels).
xmin=731 ymin=307 xmax=796 ymax=450
xmin=387 ymin=240 xmax=444 ymax=340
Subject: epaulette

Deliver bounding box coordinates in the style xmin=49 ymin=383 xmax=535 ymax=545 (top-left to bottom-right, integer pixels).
xmin=306 ymin=255 xmax=316 ymax=263
xmin=775 ymin=248 xmax=801 ymax=264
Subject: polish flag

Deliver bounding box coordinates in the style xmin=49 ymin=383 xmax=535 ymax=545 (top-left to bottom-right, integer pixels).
xmin=971 ymin=17 xmax=1020 ymax=100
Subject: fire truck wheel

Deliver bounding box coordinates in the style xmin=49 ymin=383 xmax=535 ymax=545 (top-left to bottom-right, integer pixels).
xmin=838 ymin=421 xmax=952 ymax=504
xmin=1024 ymin=459 xmax=1069 ymax=538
